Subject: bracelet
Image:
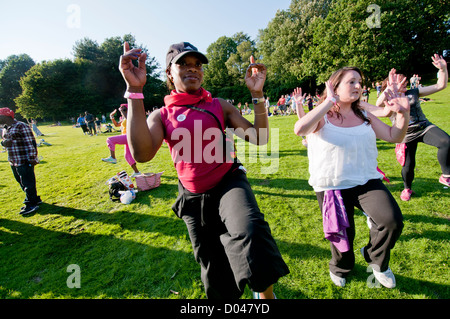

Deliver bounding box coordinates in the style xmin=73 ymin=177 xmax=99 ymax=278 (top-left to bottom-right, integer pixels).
xmin=255 ymin=111 xmax=268 ymax=116
xmin=327 ymin=97 xmax=337 ymax=105
xmin=124 ymin=92 xmax=144 ymax=99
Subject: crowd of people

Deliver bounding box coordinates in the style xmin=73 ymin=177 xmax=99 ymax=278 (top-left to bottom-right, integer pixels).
xmin=1 ymin=39 xmax=448 ymax=299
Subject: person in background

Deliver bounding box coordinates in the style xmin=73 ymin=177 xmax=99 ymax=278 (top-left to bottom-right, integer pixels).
xmin=0 ymin=107 xmax=42 ymax=215
xmin=28 ymin=118 xmax=44 ymax=137
xmin=101 ymin=104 xmax=140 ymax=177
xmin=376 ymin=55 xmax=449 ymax=201
xmin=85 ymin=111 xmax=97 ymax=136
xmin=77 ymin=114 xmax=89 ymax=135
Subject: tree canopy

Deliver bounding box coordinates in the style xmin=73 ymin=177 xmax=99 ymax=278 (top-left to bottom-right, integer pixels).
xmin=14 ymin=34 xmax=165 ymax=121
xmin=1 ymin=0 xmax=448 ymax=119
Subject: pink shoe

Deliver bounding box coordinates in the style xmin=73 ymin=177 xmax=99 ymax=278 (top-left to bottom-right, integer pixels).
xmin=400 ymin=189 xmax=413 ymax=201
xmin=439 ymin=175 xmax=450 ymax=187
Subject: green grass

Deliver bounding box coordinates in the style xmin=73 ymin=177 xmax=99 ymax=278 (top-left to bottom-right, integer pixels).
xmin=0 ymin=86 xmax=449 ymax=300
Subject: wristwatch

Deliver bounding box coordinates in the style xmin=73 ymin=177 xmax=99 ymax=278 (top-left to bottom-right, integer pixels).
xmin=252 ymin=97 xmax=265 ymax=105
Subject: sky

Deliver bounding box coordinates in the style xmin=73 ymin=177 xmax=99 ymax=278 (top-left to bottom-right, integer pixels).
xmin=0 ymin=0 xmax=292 ymax=73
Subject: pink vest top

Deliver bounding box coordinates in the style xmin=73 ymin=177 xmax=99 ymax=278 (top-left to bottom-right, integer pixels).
xmin=160 ymin=98 xmax=233 ymax=193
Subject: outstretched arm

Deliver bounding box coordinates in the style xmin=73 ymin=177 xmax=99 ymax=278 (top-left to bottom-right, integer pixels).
xmin=418 ymin=54 xmax=448 ymax=97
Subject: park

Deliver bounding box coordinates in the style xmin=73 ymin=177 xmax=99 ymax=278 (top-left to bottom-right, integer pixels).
xmin=0 ymin=0 xmax=448 ymax=307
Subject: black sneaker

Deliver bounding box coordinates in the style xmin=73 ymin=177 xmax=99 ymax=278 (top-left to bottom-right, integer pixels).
xmin=20 ymin=205 xmax=39 ymax=215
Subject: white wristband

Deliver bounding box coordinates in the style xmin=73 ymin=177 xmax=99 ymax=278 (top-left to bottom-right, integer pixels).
xmin=327 ymin=97 xmax=337 ymax=104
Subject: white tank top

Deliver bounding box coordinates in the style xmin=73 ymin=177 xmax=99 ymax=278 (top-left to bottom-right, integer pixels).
xmin=307 ymin=113 xmax=382 ymax=192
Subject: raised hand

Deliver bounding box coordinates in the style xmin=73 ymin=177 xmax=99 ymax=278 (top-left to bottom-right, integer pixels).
xmin=431 ymin=54 xmax=447 ymax=70
xmin=386 ymin=68 xmax=407 ymax=93
xmin=383 ymin=88 xmax=409 ymax=115
xmin=292 ymin=87 xmax=306 ymax=105
xmin=245 ymin=56 xmax=267 ymax=95
xmin=325 ymin=80 xmax=339 ymax=103
xmin=119 ymin=42 xmax=148 ymax=90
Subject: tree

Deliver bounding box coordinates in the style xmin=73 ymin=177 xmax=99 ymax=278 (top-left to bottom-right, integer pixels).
xmin=226 ymin=34 xmax=256 ymax=86
xmin=73 ymin=34 xmax=165 ymax=112
xmin=301 ymin=0 xmax=450 ymax=85
xmin=15 ymin=59 xmax=99 ymax=121
xmin=203 ymin=33 xmax=257 ymax=102
xmin=0 ymin=54 xmax=35 ymax=113
xmin=257 ymin=0 xmax=332 ymax=97
xmin=203 ymin=36 xmax=237 ymax=92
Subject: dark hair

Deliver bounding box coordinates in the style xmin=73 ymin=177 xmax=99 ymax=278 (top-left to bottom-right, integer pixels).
xmin=320 ymin=66 xmax=370 ymax=124
xmin=166 ymin=65 xmax=175 ymax=90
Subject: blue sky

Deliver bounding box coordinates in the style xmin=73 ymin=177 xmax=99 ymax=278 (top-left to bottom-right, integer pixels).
xmin=0 ymin=0 xmax=291 ymax=72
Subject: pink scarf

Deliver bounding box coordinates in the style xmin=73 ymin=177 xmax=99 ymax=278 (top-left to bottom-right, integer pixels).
xmin=164 ymin=88 xmax=212 ymax=108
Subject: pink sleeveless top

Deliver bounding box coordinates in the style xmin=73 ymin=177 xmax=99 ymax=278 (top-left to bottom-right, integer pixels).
xmin=160 ymin=98 xmax=233 ymax=193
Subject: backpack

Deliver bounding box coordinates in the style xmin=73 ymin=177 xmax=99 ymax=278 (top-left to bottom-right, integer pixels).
xmin=108 ymin=179 xmax=126 ymax=202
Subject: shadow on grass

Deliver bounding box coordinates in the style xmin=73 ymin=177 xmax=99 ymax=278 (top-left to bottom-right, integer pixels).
xmin=0 ymin=204 xmax=199 ymax=299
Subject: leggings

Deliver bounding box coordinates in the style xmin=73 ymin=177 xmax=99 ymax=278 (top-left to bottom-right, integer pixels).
xmin=172 ymin=166 xmax=290 ymax=299
xmin=106 ymin=134 xmax=136 ymax=167
xmin=316 ymin=179 xmax=403 ymax=277
xmin=403 ymin=126 xmax=450 ymax=189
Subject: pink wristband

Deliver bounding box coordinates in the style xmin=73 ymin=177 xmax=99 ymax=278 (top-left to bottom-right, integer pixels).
xmin=124 ymin=92 xmax=144 ymax=99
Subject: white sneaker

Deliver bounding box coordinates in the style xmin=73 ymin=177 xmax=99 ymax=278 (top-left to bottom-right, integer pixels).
xmin=361 ymin=247 xmax=396 ymax=288
xmin=329 ymin=271 xmax=346 ymax=287
xmin=372 ymin=267 xmax=396 ymax=288
xmin=130 ymin=172 xmax=142 ymax=178
xmin=101 ymin=156 xmax=117 ymax=164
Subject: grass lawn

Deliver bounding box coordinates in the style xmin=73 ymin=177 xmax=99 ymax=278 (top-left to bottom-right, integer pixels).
xmin=0 ymin=87 xmax=449 ymax=301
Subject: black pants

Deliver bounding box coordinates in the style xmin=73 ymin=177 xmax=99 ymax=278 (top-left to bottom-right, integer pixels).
xmin=316 ymin=179 xmax=403 ymax=277
xmin=403 ymin=126 xmax=450 ymax=189
xmin=172 ymin=166 xmax=290 ymax=299
xmin=11 ymin=164 xmax=41 ymax=208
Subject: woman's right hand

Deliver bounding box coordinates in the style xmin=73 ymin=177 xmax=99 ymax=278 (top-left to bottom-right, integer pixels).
xmin=325 ymin=80 xmax=339 ymax=104
xmin=119 ymin=42 xmax=148 ymax=91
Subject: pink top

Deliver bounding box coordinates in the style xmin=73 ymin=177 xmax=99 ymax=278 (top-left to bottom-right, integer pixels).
xmin=160 ymin=98 xmax=233 ymax=193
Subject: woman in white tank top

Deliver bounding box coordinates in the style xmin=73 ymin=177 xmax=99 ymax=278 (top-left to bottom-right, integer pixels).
xmin=293 ymin=67 xmax=410 ymax=288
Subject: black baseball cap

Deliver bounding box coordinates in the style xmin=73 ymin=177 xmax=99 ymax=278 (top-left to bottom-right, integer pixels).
xmin=166 ymin=42 xmax=209 ymax=69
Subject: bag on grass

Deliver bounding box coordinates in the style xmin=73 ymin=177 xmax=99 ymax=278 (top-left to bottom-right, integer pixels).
xmin=108 ymin=179 xmax=126 ymax=202
xmin=135 ymin=172 xmax=164 ymax=191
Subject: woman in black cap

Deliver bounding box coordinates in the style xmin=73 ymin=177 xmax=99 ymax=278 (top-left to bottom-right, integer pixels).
xmin=119 ymin=42 xmax=289 ymax=299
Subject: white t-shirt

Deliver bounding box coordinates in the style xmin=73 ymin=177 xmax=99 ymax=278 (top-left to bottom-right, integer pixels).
xmin=307 ymin=114 xmax=382 ymax=192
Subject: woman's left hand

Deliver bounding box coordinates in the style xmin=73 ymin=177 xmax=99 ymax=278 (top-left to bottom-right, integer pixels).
xmin=431 ymin=54 xmax=447 ymax=70
xmin=245 ymin=57 xmax=267 ymax=95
